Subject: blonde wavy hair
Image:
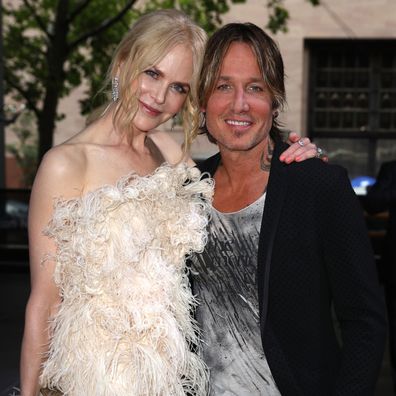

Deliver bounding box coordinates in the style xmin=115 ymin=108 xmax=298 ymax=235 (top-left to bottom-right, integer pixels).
xmin=100 ymin=9 xmax=207 ymax=153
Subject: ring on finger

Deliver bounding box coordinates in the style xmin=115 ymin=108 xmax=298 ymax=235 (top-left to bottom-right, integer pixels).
xmin=315 ymin=147 xmax=325 ymax=158
xmin=297 ymin=139 xmax=305 ymax=147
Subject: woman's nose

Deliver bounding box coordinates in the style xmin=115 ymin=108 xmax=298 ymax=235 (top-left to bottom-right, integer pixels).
xmin=151 ymin=84 xmax=167 ymax=104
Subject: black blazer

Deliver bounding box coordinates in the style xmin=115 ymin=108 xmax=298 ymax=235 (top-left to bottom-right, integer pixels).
xmin=198 ymin=141 xmax=386 ymax=396
xmin=364 ymin=161 xmax=396 ymax=285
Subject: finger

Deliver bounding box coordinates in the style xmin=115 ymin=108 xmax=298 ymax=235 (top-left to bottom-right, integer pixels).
xmin=295 ymin=144 xmax=319 ymax=161
xmin=283 ymin=143 xmax=317 ymax=163
xmin=286 ymin=131 xmax=301 ymax=144
xmin=292 ymin=138 xmax=316 ymax=161
xmin=285 ymin=132 xmax=312 ymax=145
xmin=296 ymin=145 xmax=329 ymax=162
xmin=312 ymin=147 xmax=329 ymax=162
xmin=280 ymin=136 xmax=303 ymax=160
xmin=280 ymin=137 xmax=311 ymax=162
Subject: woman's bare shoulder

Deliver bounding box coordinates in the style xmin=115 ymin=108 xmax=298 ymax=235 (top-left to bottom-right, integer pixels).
xmin=33 ymin=142 xmax=88 ymax=199
xmin=148 ymin=130 xmax=194 ymax=166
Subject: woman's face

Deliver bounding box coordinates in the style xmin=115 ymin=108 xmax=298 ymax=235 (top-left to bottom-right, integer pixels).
xmin=132 ymin=44 xmax=193 ymax=133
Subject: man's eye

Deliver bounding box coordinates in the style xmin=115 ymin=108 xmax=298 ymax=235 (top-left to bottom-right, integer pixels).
xmin=217 ymin=84 xmax=230 ymax=91
xmin=249 ymin=85 xmax=264 ymax=92
xmin=144 ymin=69 xmax=159 ymax=79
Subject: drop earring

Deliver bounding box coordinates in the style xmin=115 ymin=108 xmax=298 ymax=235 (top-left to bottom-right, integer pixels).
xmin=171 ymin=114 xmax=178 ymax=132
xmin=112 ymin=77 xmax=119 ymax=102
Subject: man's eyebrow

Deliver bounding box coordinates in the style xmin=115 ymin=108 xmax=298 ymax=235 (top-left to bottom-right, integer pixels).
xmin=217 ymin=76 xmax=231 ymax=81
xmin=217 ymin=75 xmax=264 ymax=83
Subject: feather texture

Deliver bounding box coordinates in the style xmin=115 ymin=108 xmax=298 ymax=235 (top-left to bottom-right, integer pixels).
xmin=39 ymin=163 xmax=213 ymax=396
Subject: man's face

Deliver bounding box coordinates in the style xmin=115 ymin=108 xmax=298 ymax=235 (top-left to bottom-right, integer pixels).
xmin=204 ymin=42 xmax=274 ymax=154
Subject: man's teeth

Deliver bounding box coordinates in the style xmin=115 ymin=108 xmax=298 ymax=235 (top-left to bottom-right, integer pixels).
xmin=226 ymin=120 xmax=250 ymax=126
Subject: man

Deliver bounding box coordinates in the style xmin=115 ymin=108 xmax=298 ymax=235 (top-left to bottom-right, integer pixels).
xmin=191 ymin=22 xmax=386 ymax=395
xmin=364 ymin=160 xmax=396 ymax=394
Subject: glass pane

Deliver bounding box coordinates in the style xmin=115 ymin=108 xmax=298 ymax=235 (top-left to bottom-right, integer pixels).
xmin=315 ymin=92 xmax=327 ymax=108
xmin=357 ymin=92 xmax=369 ymax=108
xmin=330 ymin=53 xmax=342 ymax=67
xmin=330 ymin=71 xmax=342 ymax=88
xmin=345 ymin=53 xmax=355 ymax=68
xmin=310 ymin=40 xmax=396 ymax=136
xmin=379 ymin=112 xmax=392 ymax=129
xmin=381 ymin=72 xmax=390 ymax=86
xmin=314 ymin=111 xmax=327 ymax=128
xmin=357 ymin=54 xmax=370 ymax=68
xmin=356 ymin=71 xmax=369 ymax=88
xmin=343 ymin=71 xmax=355 ymax=87
xmin=381 ymin=53 xmax=395 ymax=68
xmin=317 ymin=53 xmax=328 ymax=68
xmin=380 ymin=92 xmax=392 ymax=108
xmin=329 ymin=112 xmax=341 ymax=128
xmin=330 ymin=92 xmax=341 ymax=107
xmin=343 ymin=92 xmax=354 ymax=108
xmin=316 ymin=71 xmax=328 ymax=87
xmin=342 ymin=112 xmax=354 ymax=128
xmin=356 ymin=112 xmax=369 ymax=131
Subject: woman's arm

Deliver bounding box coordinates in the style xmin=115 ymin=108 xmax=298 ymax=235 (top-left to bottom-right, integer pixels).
xmin=152 ymin=130 xmax=324 ymax=166
xmin=20 ymin=148 xmax=84 ymax=396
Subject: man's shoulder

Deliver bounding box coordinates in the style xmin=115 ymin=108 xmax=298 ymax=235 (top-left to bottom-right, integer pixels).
xmin=275 ymin=140 xmax=346 ymax=181
xmin=279 ymin=149 xmax=343 ymax=173
xmin=284 ymin=157 xmax=349 ymax=191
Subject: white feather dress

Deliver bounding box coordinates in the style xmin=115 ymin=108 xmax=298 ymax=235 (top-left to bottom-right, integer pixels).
xmin=39 ymin=163 xmax=213 ymax=396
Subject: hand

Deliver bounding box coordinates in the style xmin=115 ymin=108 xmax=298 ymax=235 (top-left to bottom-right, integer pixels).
xmin=280 ymin=132 xmax=328 ymax=164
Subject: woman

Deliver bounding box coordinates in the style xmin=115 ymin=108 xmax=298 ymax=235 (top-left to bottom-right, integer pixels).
xmin=20 ymin=9 xmax=319 ymax=396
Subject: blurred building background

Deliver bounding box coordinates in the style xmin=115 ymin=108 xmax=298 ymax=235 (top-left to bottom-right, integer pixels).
xmin=4 ymin=0 xmax=396 ymax=188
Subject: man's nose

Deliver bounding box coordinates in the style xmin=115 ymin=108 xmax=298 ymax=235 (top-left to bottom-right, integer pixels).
xmin=231 ymin=88 xmax=249 ymax=113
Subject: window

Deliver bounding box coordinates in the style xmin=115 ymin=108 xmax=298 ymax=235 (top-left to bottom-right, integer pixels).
xmin=306 ymin=39 xmax=396 ymax=179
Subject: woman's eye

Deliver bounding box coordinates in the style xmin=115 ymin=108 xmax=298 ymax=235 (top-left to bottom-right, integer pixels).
xmin=171 ymin=84 xmax=188 ymax=94
xmin=144 ymin=69 xmax=159 ymax=79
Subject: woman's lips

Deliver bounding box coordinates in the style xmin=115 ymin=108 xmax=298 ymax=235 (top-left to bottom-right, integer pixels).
xmin=139 ymin=100 xmax=162 ymax=116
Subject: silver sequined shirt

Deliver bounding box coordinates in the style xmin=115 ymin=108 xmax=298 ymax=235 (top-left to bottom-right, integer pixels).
xmin=191 ymin=193 xmax=281 ymax=395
